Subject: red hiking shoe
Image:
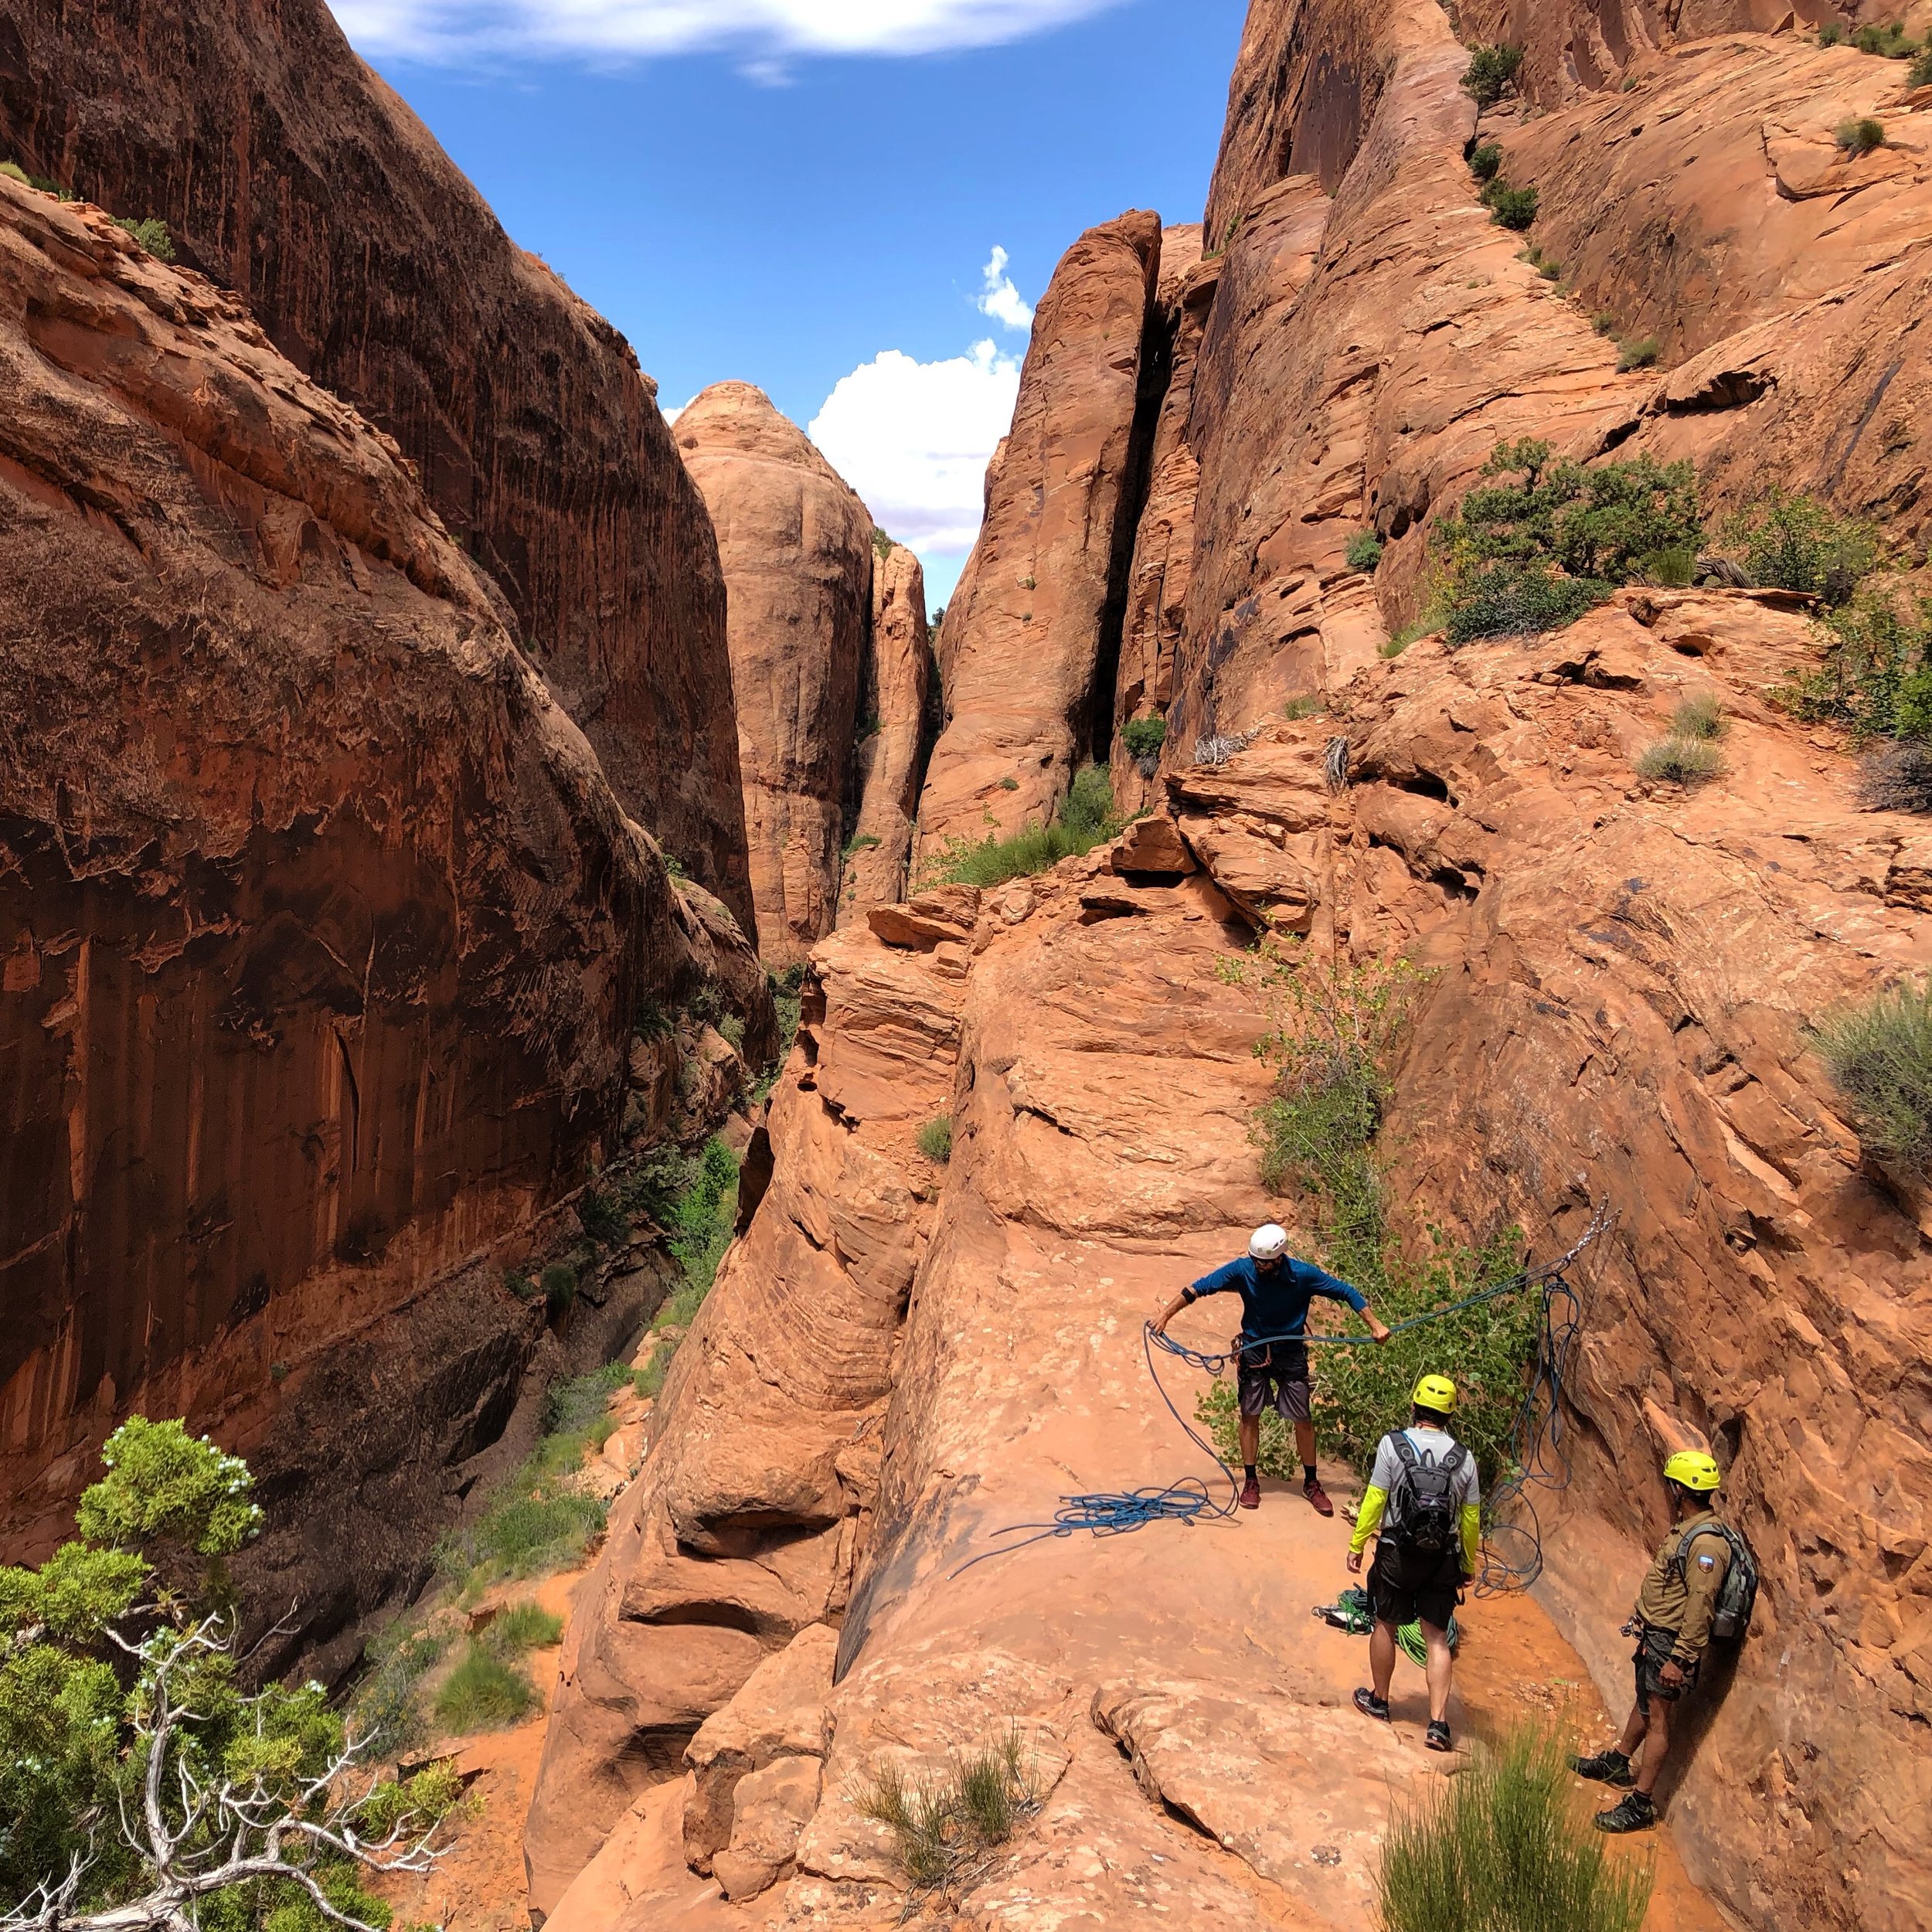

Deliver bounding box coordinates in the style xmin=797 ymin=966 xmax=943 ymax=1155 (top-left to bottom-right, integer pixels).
xmin=1238 ymin=1475 xmax=1261 ymax=1509
xmin=1304 ymin=1477 xmax=1335 ymax=1517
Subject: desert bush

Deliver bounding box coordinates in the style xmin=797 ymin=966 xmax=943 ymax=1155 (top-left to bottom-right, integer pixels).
xmin=1857 ymin=737 xmax=1932 ymax=811
xmin=1482 ymin=181 xmax=1539 ymax=229
xmin=1377 ymin=1727 xmax=1652 ymax=1932
xmin=1818 ymin=19 xmax=1845 ymax=43
xmin=504 ymin=1269 xmax=539 ymax=1303
xmin=1468 ymin=140 xmax=1502 ymax=181
xmin=1635 ymin=736 xmax=1723 ymax=784
xmin=917 ymin=1116 xmax=954 ymax=1165
xmin=1430 ymin=439 xmax=1702 ymax=645
xmin=1121 ymin=715 xmax=1167 ymax=760
xmin=1838 ymin=116 xmax=1887 ymax=155
xmin=923 ymin=764 xmax=1122 ymax=886
xmin=1853 ymin=21 xmax=1913 ymax=56
xmin=1811 ymin=979 xmax=1932 ymax=1169
xmin=1913 ymin=44 xmax=1932 ymax=84
xmin=857 ymin=1729 xmax=1038 ymax=1900
xmin=111 ymin=214 xmax=175 ymax=260
xmin=1462 ymin=44 xmax=1525 ymax=107
xmin=1777 ymin=584 xmax=1932 ymax=739
xmin=434 ymin=1644 xmax=534 ymax=1733
xmin=872 ymin=526 xmax=895 ymax=560
xmin=1283 ymin=692 xmax=1325 ymax=719
xmin=541 ymin=1260 xmax=578 ymax=1317
xmin=578 ymin=1185 xmax=628 ymax=1250
xmin=1592 ymin=311 xmax=1617 ymax=335
xmin=1671 ymin=692 xmax=1726 ymax=740
xmin=1346 ymin=529 xmax=1385 ymax=573
xmin=352 ymin=1621 xmax=450 ymax=1755
xmin=1720 ymin=488 xmax=1879 ymax=604
xmin=486 ymin=1600 xmax=565 ymax=1655
xmin=1616 ymin=335 xmax=1659 ymax=371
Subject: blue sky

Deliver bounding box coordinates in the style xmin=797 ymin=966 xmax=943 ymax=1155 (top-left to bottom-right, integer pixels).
xmin=331 ymin=0 xmax=1249 ymax=605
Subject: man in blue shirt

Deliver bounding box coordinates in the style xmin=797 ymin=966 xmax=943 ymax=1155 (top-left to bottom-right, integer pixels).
xmin=1155 ymin=1223 xmax=1391 ymax=1514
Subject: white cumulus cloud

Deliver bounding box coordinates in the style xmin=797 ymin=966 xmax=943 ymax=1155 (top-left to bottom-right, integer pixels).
xmin=809 ymin=339 xmax=1020 ymax=560
xmin=329 ymin=0 xmax=1125 ymax=63
xmin=977 ymin=246 xmax=1034 ymax=332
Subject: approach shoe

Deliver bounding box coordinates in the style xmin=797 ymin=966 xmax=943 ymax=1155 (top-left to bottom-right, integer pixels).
xmin=1425 ymin=1720 xmax=1453 ymax=1752
xmin=1304 ymin=1477 xmax=1335 ymax=1517
xmin=1594 ymin=1791 xmax=1658 ymax=1834
xmin=1238 ymin=1475 xmax=1261 ymax=1510
xmin=1353 ymin=1687 xmax=1391 ymax=1723
xmin=1571 ymin=1748 xmax=1635 ymax=1787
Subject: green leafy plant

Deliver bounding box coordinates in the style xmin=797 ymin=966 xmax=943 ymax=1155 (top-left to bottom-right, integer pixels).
xmin=719 ymin=1012 xmax=746 ymax=1050
xmin=871 ymin=526 xmax=895 ymax=560
xmin=1719 ymin=488 xmax=1879 ymax=604
xmin=1615 ymin=335 xmax=1658 ymax=372
xmin=503 ymin=1269 xmax=539 ymax=1303
xmin=1121 ymin=715 xmax=1168 ymax=760
xmin=1913 ymin=45 xmax=1932 ymax=84
xmin=434 ymin=1645 xmax=533 ymax=1733
xmin=1377 ymin=1727 xmax=1653 ymax=1932
xmin=540 ymin=1260 xmax=578 ymax=1318
xmin=1853 ymin=20 xmax=1913 ymax=56
xmin=1461 ymin=44 xmax=1526 ymax=107
xmin=843 ymin=831 xmax=883 ymax=861
xmin=1837 ymin=116 xmax=1886 ymax=155
xmin=1818 ymin=19 xmax=1845 ymax=43
xmin=111 ymin=215 xmax=175 ymax=260
xmin=1468 ymin=141 xmax=1502 ymax=181
xmin=1482 ymin=181 xmax=1539 ymax=230
xmin=1811 ymin=979 xmax=1932 ymax=1170
xmin=1634 ymin=736 xmax=1723 ymax=784
xmin=622 ymin=1135 xmax=743 ymax=1395
xmin=1776 ymin=586 xmax=1932 ymax=740
xmin=1345 ymin=530 xmax=1384 ymax=573
xmin=578 ymin=1185 xmax=628 ymax=1250
xmin=917 ymin=1116 xmax=954 ymax=1165
xmin=1430 ymin=439 xmax=1702 ymax=646
xmin=923 ymin=764 xmax=1124 ymax=887
xmin=1 ymin=1422 xmax=461 ymax=1928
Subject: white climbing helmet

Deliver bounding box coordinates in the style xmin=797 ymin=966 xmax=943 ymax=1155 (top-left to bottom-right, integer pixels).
xmin=1249 ymin=1223 xmax=1291 ymax=1262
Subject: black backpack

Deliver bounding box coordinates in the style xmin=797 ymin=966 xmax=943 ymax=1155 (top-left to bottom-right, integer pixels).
xmin=1669 ymin=1521 xmax=1760 ymax=1641
xmin=1388 ymin=1433 xmax=1468 ymax=1556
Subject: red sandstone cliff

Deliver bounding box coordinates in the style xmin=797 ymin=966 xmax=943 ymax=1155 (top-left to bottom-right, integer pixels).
xmin=0 ymin=176 xmax=760 ymax=1667
xmin=0 ymin=0 xmax=756 ymax=930
xmin=676 ymin=383 xmax=874 ymax=967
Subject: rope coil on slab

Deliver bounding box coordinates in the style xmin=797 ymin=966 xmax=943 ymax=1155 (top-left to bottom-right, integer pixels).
xmin=947 ymin=1202 xmax=1613 ymax=1583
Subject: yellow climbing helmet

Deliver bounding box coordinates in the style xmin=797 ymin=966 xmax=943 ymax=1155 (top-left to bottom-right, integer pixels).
xmin=1411 ymin=1374 xmax=1458 ymax=1415
xmin=1663 ymin=1449 xmax=1722 ymax=1493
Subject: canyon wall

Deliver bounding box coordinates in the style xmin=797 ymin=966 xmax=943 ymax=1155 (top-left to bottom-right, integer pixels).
xmin=0 ymin=0 xmax=756 ymax=930
xmin=0 ymin=178 xmax=757 ymax=1664
xmin=677 ymin=383 xmax=873 ymax=966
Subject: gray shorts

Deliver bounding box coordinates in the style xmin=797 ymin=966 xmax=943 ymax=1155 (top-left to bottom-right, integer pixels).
xmin=1236 ymin=1342 xmax=1311 ymax=1423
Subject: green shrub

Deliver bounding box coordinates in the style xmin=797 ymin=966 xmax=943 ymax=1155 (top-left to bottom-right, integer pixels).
xmin=1592 ymin=311 xmax=1617 ymax=335
xmin=1615 ymin=335 xmax=1658 ymax=372
xmin=1811 ymin=979 xmax=1932 ymax=1170
xmin=1913 ymin=45 xmax=1932 ymax=84
xmin=1858 ymin=738 xmax=1932 ymax=811
xmin=1283 ymin=692 xmax=1325 ymax=719
xmin=925 ymin=765 xmax=1124 ymax=886
xmin=0 ymin=161 xmax=26 ymax=184
xmin=1378 ymin=1727 xmax=1653 ymax=1932
xmin=1838 ymin=116 xmax=1886 ymax=155
xmin=434 ymin=1645 xmax=533 ymax=1733
xmin=1468 ymin=141 xmax=1502 ymax=181
xmin=917 ymin=1116 xmax=954 ymax=1165
xmin=578 ymin=1186 xmax=628 ymax=1250
xmin=1431 ymin=439 xmax=1702 ymax=646
xmin=1853 ymin=21 xmax=1913 ymax=56
xmin=1462 ymin=44 xmax=1525 ymax=107
xmin=1121 ymin=715 xmax=1168 ymax=760
xmin=719 ymin=1011 xmax=746 ymax=1049
xmin=871 ymin=526 xmax=895 ymax=560
xmin=1635 ymin=736 xmax=1723 ymax=784
xmin=1721 ymin=488 xmax=1879 ymax=603
xmin=1818 ymin=19 xmax=1845 ymax=44
xmin=352 ymin=1622 xmax=450 ymax=1755
xmin=504 ymin=1269 xmax=540 ymax=1303
xmin=541 ymin=1261 xmax=578 ymax=1317
xmin=1671 ymin=693 xmax=1726 ymax=740
xmin=486 ymin=1600 xmax=565 ymax=1655
xmin=857 ymin=1729 xmax=1038 ymax=1900
xmin=1778 ymin=587 xmax=1932 ymax=742
xmin=111 ymin=215 xmax=175 ymax=260
xmin=633 ymin=1340 xmax=674 ymax=1400
xmin=1638 ymin=546 xmax=1696 ymax=587
xmin=1483 ymin=181 xmax=1539 ymax=229
xmin=1345 ymin=529 xmax=1384 ymax=573
xmin=842 ymin=831 xmax=883 ymax=861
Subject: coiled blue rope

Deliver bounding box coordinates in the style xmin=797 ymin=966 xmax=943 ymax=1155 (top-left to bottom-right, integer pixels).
xmin=949 ymin=1206 xmax=1611 ymax=1583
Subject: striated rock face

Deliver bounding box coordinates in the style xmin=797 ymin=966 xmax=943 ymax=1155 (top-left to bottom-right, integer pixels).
xmin=1110 ymin=223 xmax=1207 ymax=817
xmin=0 ymin=0 xmax=756 ymax=930
xmin=0 ymin=180 xmax=730 ymax=1632
xmin=523 ymin=924 xmax=964 ymax=1913
xmin=915 ymin=211 xmax=1164 ymax=855
xmin=838 ymin=540 xmax=933 ymax=924
xmin=677 ymin=383 xmax=873 ymax=966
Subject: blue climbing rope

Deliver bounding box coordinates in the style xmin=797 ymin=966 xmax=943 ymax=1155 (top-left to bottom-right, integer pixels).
xmin=948 ymin=1204 xmax=1612 ymax=1584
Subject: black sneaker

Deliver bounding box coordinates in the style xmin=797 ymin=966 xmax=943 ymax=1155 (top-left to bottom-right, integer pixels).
xmin=1425 ymin=1719 xmax=1452 ymax=1752
xmin=1571 ymin=1749 xmax=1635 ymax=1787
xmin=1594 ymin=1791 xmax=1658 ymax=1834
xmin=1354 ymin=1687 xmax=1391 ymax=1722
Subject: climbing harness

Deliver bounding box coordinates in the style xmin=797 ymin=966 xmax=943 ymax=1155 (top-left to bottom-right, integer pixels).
xmin=949 ymin=1201 xmax=1612 ymax=1584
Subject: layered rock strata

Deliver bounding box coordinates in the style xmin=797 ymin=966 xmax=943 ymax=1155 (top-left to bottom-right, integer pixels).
xmin=838 ymin=539 xmax=933 ymax=923
xmin=0 ymin=0 xmax=756 ymax=927
xmin=678 ymin=383 xmax=873 ymax=966
xmin=0 ymin=181 xmax=750 ymax=1644
xmin=915 ymin=211 xmax=1164 ymax=855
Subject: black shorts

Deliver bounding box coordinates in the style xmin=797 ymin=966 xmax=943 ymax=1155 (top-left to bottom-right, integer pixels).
xmin=1633 ymin=1624 xmax=1700 ymax=1713
xmin=1367 ymin=1540 xmax=1464 ymax=1632
xmin=1236 ymin=1342 xmax=1311 ymax=1423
